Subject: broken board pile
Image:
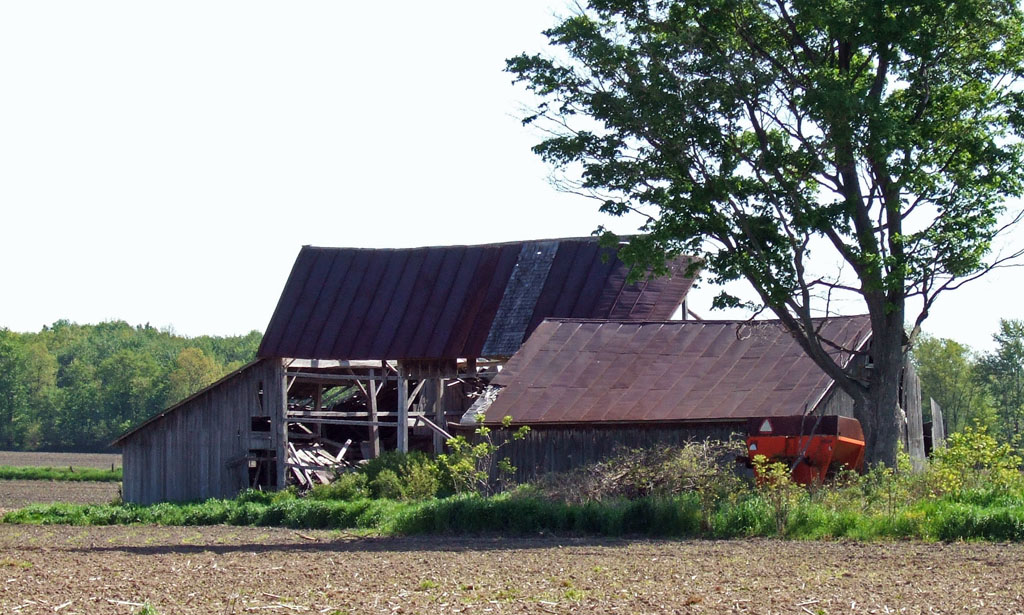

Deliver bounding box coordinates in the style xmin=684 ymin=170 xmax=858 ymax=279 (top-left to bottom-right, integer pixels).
xmin=285 ymin=440 xmax=352 ymax=488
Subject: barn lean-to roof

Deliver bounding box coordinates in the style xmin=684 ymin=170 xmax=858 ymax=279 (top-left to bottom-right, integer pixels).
xmin=258 ymin=238 xmax=698 ymax=361
xmin=471 ymin=315 xmax=872 ymax=425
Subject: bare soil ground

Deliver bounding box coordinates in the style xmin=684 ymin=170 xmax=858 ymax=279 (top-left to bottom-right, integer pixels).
xmin=0 ymin=480 xmax=120 ymax=510
xmin=0 ymin=525 xmax=1021 ymax=614
xmin=0 ymin=451 xmax=122 ymax=469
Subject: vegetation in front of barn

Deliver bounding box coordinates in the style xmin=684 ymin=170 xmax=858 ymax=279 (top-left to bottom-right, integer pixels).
xmin=5 ymin=426 xmax=1024 ymax=541
xmin=0 ymin=465 xmax=122 ymax=482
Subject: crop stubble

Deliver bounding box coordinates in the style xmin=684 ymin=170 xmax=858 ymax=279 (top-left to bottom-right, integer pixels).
xmin=0 ymin=525 xmax=1022 ymax=614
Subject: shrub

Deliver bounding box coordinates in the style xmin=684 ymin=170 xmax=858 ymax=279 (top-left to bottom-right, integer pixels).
xmin=370 ymin=469 xmax=405 ymax=500
xmin=752 ymin=455 xmax=805 ymax=535
xmin=309 ymin=473 xmax=370 ymax=501
xmin=361 ymin=451 xmax=443 ymax=500
xmin=437 ymin=415 xmax=530 ymax=496
xmin=929 ymin=425 xmax=1024 ymax=498
xmin=403 ymin=460 xmax=441 ymax=501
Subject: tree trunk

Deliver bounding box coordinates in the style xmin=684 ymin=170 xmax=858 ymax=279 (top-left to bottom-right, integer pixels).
xmin=858 ymin=322 xmax=905 ymax=467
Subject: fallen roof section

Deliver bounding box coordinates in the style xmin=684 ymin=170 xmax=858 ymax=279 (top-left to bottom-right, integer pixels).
xmin=258 ymin=238 xmax=698 ymax=361
xmin=472 ymin=315 xmax=872 ymax=425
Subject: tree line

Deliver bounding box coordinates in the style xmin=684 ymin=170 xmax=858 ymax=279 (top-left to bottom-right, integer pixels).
xmin=0 ymin=321 xmax=261 ymax=452
xmin=914 ymin=319 xmax=1024 ymax=446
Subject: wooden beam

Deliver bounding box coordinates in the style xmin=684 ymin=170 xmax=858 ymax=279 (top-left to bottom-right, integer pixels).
xmin=285 ymin=371 xmax=397 ymax=384
xmin=417 ymin=412 xmax=452 ymax=442
xmin=369 ymin=367 xmax=380 ymax=459
xmin=435 ymin=378 xmax=447 ymax=453
xmin=286 ymin=417 xmax=396 ymax=427
xmin=287 ymin=411 xmax=424 ymax=419
xmin=276 ymin=360 xmax=288 ymax=490
xmin=313 ymin=384 xmax=323 ymax=439
xmin=397 ymin=363 xmax=408 ymax=453
xmin=406 ymin=379 xmax=426 ymax=411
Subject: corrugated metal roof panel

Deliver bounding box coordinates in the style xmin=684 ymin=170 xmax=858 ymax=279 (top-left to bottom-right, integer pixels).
xmin=258 ymin=238 xmax=698 ymax=361
xmin=482 ymin=315 xmax=871 ymax=424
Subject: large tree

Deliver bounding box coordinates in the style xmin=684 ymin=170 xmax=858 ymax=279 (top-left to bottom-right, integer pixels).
xmin=509 ymin=0 xmax=1024 ymax=464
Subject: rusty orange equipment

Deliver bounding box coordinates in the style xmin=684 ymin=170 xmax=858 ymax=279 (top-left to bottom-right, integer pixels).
xmin=744 ymin=415 xmax=866 ymax=485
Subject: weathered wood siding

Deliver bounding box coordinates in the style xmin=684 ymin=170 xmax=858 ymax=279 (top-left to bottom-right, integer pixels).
xmin=121 ymin=358 xmax=285 ymax=505
xmin=817 ymin=386 xmax=856 ymax=418
xmin=476 ymin=423 xmax=745 ymax=482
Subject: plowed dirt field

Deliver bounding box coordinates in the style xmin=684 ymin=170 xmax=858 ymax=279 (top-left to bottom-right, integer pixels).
xmin=0 ymin=451 xmax=121 ymax=469
xmin=0 ymin=479 xmax=120 ymax=509
xmin=1 ymin=524 xmax=1022 ymax=614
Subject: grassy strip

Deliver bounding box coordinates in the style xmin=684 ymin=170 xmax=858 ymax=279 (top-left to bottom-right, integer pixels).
xmin=5 ymin=491 xmax=1024 ymax=541
xmin=0 ymin=466 xmax=122 ymax=482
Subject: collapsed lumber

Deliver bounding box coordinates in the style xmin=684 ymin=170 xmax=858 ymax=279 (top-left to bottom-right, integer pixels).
xmin=284 ymin=440 xmax=352 ymax=488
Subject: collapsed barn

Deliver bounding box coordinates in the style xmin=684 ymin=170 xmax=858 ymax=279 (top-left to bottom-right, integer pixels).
xmin=114 ymin=237 xmax=697 ymax=504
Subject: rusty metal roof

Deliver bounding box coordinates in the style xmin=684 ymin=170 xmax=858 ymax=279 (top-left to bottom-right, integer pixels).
xmin=479 ymin=316 xmax=871 ymax=424
xmin=258 ymin=238 xmax=697 ymax=360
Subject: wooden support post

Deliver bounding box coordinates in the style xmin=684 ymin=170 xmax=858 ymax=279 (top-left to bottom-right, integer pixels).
xmin=930 ymin=398 xmax=946 ymax=450
xmin=432 ymin=378 xmax=446 ymax=454
xmin=397 ymin=362 xmax=409 ymax=453
xmin=275 ymin=360 xmax=288 ymax=490
xmin=369 ymin=367 xmax=380 ymax=459
xmin=904 ymin=362 xmax=926 ymax=471
xmin=313 ymin=384 xmax=323 ymax=440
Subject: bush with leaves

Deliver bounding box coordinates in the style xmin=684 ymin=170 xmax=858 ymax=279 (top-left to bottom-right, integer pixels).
xmin=309 ymin=472 xmax=370 ymax=501
xmin=929 ymin=425 xmax=1024 ymax=497
xmin=438 ymin=415 xmax=531 ymax=495
xmin=359 ymin=451 xmax=442 ymax=501
xmin=752 ymin=454 xmax=806 ymax=535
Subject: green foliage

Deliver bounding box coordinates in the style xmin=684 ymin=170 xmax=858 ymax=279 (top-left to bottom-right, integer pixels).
xmin=0 ymin=321 xmax=261 ymax=451
xmin=509 ymin=0 xmax=1024 ymax=466
xmin=309 ymin=473 xmax=370 ymax=501
xmin=361 ymin=451 xmax=444 ymax=501
xmin=0 ymin=465 xmax=122 ymax=482
xmin=752 ymin=455 xmax=805 ymax=534
xmin=0 ymin=329 xmax=29 ymax=449
xmin=370 ymin=469 xmax=405 ymax=500
xmin=912 ymin=335 xmax=995 ymax=434
xmin=437 ymin=415 xmax=530 ymax=496
xmin=930 ymin=425 xmax=1024 ymax=496
xmin=977 ymin=320 xmax=1024 ymax=444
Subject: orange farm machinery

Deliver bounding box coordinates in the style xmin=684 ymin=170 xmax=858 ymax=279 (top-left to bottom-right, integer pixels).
xmin=742 ymin=415 xmax=866 ymax=485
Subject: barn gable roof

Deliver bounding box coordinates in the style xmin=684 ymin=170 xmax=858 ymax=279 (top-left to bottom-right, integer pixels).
xmin=474 ymin=315 xmax=872 ymax=424
xmin=258 ymin=238 xmax=698 ymax=361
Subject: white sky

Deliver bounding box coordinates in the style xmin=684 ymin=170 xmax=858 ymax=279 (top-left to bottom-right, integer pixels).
xmin=1 ymin=1 xmax=1020 ymax=352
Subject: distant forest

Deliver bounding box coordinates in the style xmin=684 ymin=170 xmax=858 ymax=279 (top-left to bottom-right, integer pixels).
xmin=0 ymin=321 xmax=261 ymax=452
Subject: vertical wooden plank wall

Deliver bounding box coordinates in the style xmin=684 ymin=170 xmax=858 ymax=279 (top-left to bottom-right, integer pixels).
xmin=480 ymin=423 xmax=746 ymax=483
xmin=120 ymin=358 xmax=285 ymax=504
xmin=930 ymin=398 xmax=946 ymax=449
xmin=904 ymin=362 xmax=926 ymax=469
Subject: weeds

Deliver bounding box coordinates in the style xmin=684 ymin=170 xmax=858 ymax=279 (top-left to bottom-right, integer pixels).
xmin=3 ymin=433 xmax=1023 ymax=541
xmin=0 ymin=465 xmax=122 ymax=482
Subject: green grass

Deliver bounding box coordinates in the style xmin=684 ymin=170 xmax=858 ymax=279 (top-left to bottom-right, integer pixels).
xmin=0 ymin=465 xmax=122 ymax=482
xmin=5 ymin=489 xmax=1024 ymax=541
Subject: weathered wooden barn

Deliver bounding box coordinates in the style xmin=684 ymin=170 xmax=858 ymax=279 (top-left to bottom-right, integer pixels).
xmin=459 ymin=316 xmax=926 ymax=480
xmin=114 ymin=237 xmax=697 ymax=504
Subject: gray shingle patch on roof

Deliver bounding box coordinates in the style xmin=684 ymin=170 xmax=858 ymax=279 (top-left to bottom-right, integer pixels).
xmin=481 ymin=241 xmax=560 ymax=357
